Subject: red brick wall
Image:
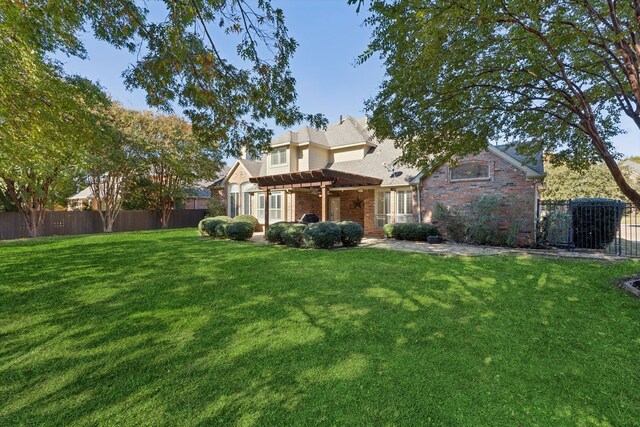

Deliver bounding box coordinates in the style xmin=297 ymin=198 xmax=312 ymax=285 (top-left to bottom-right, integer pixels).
xmin=289 ymin=189 xmax=379 ymax=234
xmin=420 ymin=151 xmax=537 ymax=245
xmin=292 ymin=191 xmax=322 ymax=221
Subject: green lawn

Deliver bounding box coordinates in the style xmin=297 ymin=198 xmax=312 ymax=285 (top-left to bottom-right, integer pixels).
xmin=1 ymin=229 xmax=639 ymax=426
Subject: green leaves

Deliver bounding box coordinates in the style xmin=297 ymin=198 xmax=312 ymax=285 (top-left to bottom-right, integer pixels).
xmin=360 ymin=0 xmax=639 ymax=178
xmin=1 ymin=0 xmax=326 ymax=158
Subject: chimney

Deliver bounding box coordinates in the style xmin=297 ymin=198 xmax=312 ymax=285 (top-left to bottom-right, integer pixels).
xmin=339 ymin=115 xmax=343 ymax=124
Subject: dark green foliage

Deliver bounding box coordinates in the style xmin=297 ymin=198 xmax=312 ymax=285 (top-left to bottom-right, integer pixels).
xmin=202 ymin=217 xmax=229 ymax=238
xmin=198 ymin=217 xmax=215 ymax=234
xmin=538 ymin=210 xmax=572 ymax=248
xmin=303 ymin=222 xmax=342 ymax=249
xmin=358 ymin=0 xmax=640 ymax=207
xmin=281 ymin=224 xmax=307 ymax=248
xmin=392 ymin=223 xmax=440 ymax=241
xmin=265 ymin=222 xmax=297 ymax=244
xmin=432 ymin=203 xmax=466 ymax=242
xmin=571 ymin=198 xmax=625 ymax=249
xmin=122 ymin=176 xmax=155 ymax=210
xmin=466 ymin=195 xmax=504 ymax=245
xmin=233 ymin=215 xmax=259 ymax=230
xmin=337 ymin=221 xmax=364 ymax=247
xmin=383 ymin=223 xmax=395 ymax=238
xmin=225 ymin=221 xmax=254 ymax=241
xmin=216 ymin=223 xmax=230 ymax=239
xmin=205 ymin=197 xmax=226 ymax=217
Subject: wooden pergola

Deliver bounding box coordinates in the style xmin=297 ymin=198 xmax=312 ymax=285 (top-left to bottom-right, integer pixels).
xmin=249 ymin=169 xmax=382 ymax=228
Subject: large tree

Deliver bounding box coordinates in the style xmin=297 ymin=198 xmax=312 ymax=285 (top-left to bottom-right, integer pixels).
xmin=137 ymin=111 xmax=221 ymax=228
xmin=2 ymin=0 xmax=326 ymax=157
xmin=542 ymin=160 xmax=636 ymax=200
xmin=84 ymin=103 xmax=147 ymax=232
xmin=355 ymin=0 xmax=640 ymax=207
xmin=0 ymin=31 xmax=104 ymax=236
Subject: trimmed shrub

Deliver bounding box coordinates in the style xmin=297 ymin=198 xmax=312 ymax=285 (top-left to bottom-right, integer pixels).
xmin=303 ymin=222 xmax=342 ymax=249
xmin=281 ymin=224 xmax=307 ymax=248
xmin=265 ymin=222 xmax=296 ymax=244
xmin=393 ymin=223 xmax=440 ymax=241
xmin=198 ymin=217 xmax=216 ymax=234
xmin=432 ymin=202 xmax=466 ymax=242
xmin=383 ymin=223 xmax=395 ymax=238
xmin=233 ymin=214 xmax=259 ymax=230
xmin=338 ymin=221 xmax=364 ymax=247
xmin=202 ymin=217 xmax=230 ymax=238
xmin=211 ymin=215 xmax=232 ymax=222
xmin=466 ymin=195 xmax=504 ymax=245
xmin=571 ymin=198 xmax=625 ymax=249
xmin=225 ymin=221 xmax=254 ymax=241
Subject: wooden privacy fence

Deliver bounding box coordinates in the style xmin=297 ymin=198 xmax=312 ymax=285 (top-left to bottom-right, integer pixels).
xmin=0 ymin=209 xmax=207 ymax=240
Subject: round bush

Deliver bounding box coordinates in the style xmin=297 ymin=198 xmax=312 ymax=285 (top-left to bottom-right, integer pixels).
xmin=214 ymin=222 xmax=230 ymax=238
xmin=338 ymin=221 xmax=364 ymax=247
xmin=571 ymin=198 xmax=625 ymax=249
xmin=233 ymin=214 xmax=259 ymax=230
xmin=383 ymin=223 xmax=395 ymax=238
xmin=303 ymin=222 xmax=341 ymax=249
xmin=225 ymin=221 xmax=254 ymax=241
xmin=211 ymin=215 xmax=232 ymax=222
xmin=281 ymin=224 xmax=307 ymax=247
xmin=202 ymin=217 xmax=230 ymax=237
xmin=265 ymin=222 xmax=296 ymax=244
xmin=198 ymin=217 xmax=216 ymax=234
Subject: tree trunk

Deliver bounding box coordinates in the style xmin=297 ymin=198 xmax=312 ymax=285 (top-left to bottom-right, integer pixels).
xmin=583 ymin=119 xmax=640 ymax=208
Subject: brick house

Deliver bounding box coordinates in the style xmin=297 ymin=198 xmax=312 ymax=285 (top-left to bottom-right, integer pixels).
xmin=222 ymin=116 xmax=545 ymax=243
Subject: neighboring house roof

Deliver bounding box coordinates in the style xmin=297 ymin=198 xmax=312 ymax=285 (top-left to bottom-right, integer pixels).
xmin=68 ymin=185 xmax=95 ymax=200
xmin=209 ymin=164 xmax=231 ymax=188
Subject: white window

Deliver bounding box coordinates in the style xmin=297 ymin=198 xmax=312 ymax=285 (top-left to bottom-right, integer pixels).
xmin=257 ymin=193 xmax=265 ymax=223
xmin=229 ymin=184 xmax=239 ymax=217
xmin=269 ymin=191 xmax=283 ymax=222
xmin=450 ymin=162 xmax=490 ymax=181
xmin=241 ymin=182 xmax=254 ymax=216
xmin=270 ymin=147 xmax=287 ymax=166
xmin=243 ymin=192 xmax=252 ymax=215
xmin=395 ymin=190 xmax=414 ymax=223
xmin=375 ymin=190 xmax=391 ymax=229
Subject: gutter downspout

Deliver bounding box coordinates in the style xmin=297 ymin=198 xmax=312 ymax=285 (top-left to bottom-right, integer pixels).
xmin=416 ymin=181 xmax=422 ymax=223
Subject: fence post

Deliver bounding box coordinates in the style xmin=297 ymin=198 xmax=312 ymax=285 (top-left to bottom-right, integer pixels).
xmin=568 ymin=199 xmax=573 ymax=252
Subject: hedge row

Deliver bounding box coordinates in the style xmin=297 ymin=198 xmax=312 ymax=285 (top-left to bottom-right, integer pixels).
xmin=266 ymin=221 xmax=364 ymax=249
xmin=383 ymin=223 xmax=440 ymax=241
xmin=198 ymin=215 xmax=258 ymax=241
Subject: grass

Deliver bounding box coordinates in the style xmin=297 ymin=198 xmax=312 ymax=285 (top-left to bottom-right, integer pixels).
xmin=1 ymin=229 xmax=640 ymax=426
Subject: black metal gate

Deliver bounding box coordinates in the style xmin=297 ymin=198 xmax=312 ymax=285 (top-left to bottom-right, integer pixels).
xmin=537 ymin=199 xmax=640 ymax=257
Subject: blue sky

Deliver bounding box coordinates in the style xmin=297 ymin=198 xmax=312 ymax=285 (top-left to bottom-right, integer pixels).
xmin=56 ymin=0 xmax=639 ymax=158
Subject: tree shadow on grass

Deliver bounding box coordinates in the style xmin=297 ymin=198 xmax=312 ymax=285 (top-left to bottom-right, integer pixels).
xmin=1 ymin=230 xmax=639 ymax=425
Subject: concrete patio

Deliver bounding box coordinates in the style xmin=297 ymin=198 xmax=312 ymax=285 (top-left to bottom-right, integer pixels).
xmin=249 ymin=232 xmax=627 ymax=261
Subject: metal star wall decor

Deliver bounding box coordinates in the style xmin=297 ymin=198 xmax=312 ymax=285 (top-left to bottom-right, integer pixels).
xmin=352 ymin=196 xmax=364 ymax=209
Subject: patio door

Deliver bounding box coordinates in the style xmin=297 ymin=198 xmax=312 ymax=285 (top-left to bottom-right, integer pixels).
xmin=329 ymin=197 xmax=340 ymax=222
